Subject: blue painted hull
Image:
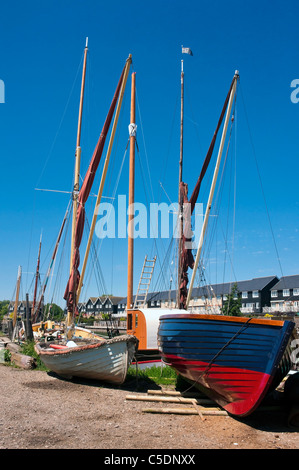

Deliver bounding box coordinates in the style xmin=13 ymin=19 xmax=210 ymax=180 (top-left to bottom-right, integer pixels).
xmin=158 ymin=314 xmax=297 ymax=416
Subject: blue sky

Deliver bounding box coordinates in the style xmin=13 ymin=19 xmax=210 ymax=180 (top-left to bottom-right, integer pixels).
xmin=0 ymin=0 xmax=298 ymax=306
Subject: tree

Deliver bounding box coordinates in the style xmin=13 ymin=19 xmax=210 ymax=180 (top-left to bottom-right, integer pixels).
xmin=220 ymin=283 xmax=242 ymax=316
xmin=0 ymin=300 xmax=9 ymax=322
xmin=43 ymin=303 xmax=64 ymax=321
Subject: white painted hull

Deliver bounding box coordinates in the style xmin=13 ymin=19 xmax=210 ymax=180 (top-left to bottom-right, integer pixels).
xmin=35 ymin=335 xmax=138 ymax=384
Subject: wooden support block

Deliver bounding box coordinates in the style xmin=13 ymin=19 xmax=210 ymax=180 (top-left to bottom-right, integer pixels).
xmin=142 ymin=407 xmax=228 ymax=416
xmin=10 ymin=351 xmax=36 ymax=370
xmin=147 ymin=390 xmax=206 ymax=398
xmin=126 ymin=394 xmax=214 ymax=405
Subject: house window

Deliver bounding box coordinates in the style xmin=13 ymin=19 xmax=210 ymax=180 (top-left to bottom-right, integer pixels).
xmin=293 ymin=288 xmax=299 ymax=296
xmin=242 ymin=292 xmax=248 ymax=299
xmin=223 ymin=295 xmax=227 ymax=301
xmin=283 ymin=289 xmax=290 ymax=297
xmin=255 ymin=302 xmax=260 ymax=308
xmin=252 ymin=290 xmax=259 ymax=298
xmin=271 ymin=290 xmax=278 ymax=298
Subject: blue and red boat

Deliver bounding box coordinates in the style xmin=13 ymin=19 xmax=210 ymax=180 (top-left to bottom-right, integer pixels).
xmin=158 ymin=313 xmax=298 ymax=417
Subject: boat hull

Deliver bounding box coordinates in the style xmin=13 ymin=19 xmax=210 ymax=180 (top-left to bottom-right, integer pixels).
xmin=158 ymin=314 xmax=298 ymax=417
xmin=35 ymin=335 xmax=138 ymax=385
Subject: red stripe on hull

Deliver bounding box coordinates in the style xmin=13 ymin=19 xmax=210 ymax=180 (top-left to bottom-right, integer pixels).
xmin=163 ymin=353 xmax=272 ymax=416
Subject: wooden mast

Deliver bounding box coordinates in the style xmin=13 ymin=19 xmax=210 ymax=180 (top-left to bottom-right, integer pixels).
xmin=127 ymin=72 xmax=136 ymax=310
xmin=76 ymin=55 xmax=132 ymax=304
xmin=186 ymin=71 xmax=239 ymax=308
xmin=177 ymin=59 xmax=184 ymax=308
xmin=67 ymin=38 xmax=88 ymax=326
xmin=12 ymin=266 xmax=22 ymax=328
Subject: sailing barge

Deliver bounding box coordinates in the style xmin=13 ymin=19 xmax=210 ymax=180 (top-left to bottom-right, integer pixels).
xmin=35 ymin=44 xmax=138 ymax=384
xmin=157 ymin=63 xmax=298 ymax=417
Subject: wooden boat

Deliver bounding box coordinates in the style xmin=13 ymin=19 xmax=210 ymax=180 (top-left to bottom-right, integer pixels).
xmin=158 ymin=313 xmax=298 ymax=416
xmin=158 ymin=61 xmax=299 ymax=416
xmin=35 ymin=43 xmax=138 ymax=383
xmin=35 ymin=334 xmax=138 ymax=384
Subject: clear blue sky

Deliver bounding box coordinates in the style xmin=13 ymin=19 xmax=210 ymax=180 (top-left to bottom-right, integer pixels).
xmin=1 ymin=0 xmax=298 ymax=306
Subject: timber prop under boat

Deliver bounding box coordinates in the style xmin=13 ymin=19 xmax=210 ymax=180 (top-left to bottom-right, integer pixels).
xmin=158 ymin=313 xmax=298 ymax=417
xmin=35 ymin=334 xmax=138 ymax=384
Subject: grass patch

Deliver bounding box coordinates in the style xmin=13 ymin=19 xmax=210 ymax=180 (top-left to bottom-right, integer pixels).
xmin=126 ymin=364 xmax=177 ymax=386
xmin=19 ymin=340 xmax=49 ymax=371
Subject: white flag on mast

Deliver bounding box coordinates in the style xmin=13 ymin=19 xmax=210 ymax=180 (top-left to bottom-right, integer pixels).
xmin=182 ymin=47 xmax=193 ymax=56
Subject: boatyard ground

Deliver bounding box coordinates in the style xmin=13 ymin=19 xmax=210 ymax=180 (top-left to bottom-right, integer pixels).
xmin=0 ymin=365 xmax=298 ymax=450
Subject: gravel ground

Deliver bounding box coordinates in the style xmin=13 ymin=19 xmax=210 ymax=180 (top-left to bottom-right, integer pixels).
xmin=0 ymin=364 xmax=298 ymax=451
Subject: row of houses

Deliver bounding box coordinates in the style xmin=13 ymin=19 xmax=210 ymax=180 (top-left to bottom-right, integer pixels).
xmin=79 ymin=274 xmax=299 ymax=318
xmin=8 ymin=275 xmax=299 ymax=320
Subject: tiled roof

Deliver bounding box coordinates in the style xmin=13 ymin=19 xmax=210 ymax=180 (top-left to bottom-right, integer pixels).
xmin=270 ymin=275 xmax=299 ymax=290
xmin=117 ymin=275 xmax=279 ymax=304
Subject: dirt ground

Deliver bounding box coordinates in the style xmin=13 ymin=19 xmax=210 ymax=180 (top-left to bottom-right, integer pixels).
xmin=0 ymin=364 xmax=298 ymax=452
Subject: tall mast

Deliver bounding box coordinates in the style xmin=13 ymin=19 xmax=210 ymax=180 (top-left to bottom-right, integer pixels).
xmin=67 ymin=38 xmax=88 ymax=326
xmin=177 ymin=59 xmax=184 ymax=308
xmin=186 ymin=71 xmax=239 ymax=308
xmin=70 ymin=37 xmax=88 ymax=276
xmin=127 ymin=72 xmax=136 ymax=310
xmin=32 ymin=231 xmax=42 ymax=319
xmin=76 ymin=55 xmax=132 ymax=304
xmin=12 ymin=266 xmax=22 ymax=328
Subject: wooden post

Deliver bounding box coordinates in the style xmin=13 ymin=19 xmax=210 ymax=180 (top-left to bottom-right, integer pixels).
xmin=25 ymin=293 xmax=34 ymax=341
xmin=127 ymin=72 xmax=136 ymax=310
xmin=12 ymin=266 xmax=21 ymax=328
xmin=32 ymin=232 xmax=42 ymax=319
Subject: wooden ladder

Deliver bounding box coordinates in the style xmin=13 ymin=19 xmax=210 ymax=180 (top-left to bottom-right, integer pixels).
xmin=134 ymin=255 xmax=157 ymax=308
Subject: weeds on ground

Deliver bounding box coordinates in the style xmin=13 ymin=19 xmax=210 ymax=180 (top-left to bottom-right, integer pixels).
xmin=126 ymin=364 xmax=177 ymax=386
xmin=20 ymin=340 xmax=49 ymax=371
